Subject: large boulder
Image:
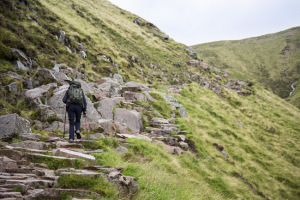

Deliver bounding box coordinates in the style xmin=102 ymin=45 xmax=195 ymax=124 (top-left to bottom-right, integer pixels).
xmin=114 ymin=108 xmax=143 ymax=133
xmin=0 ymin=156 xmax=18 ymax=172
xmin=125 ymin=81 xmax=148 ymax=90
xmin=37 ymin=68 xmax=72 ymax=83
xmin=98 ymin=119 xmax=115 ymax=134
xmin=113 ymin=74 xmax=124 ymax=85
xmin=25 ymin=83 xmax=57 ymax=108
xmin=6 ymin=82 xmax=18 ymax=95
xmin=188 ymin=60 xmax=200 ymax=67
xmin=14 ymin=60 xmax=29 ymax=70
xmin=97 ymin=98 xmax=120 ymax=120
xmin=37 ymin=104 xmax=57 ymax=122
xmin=122 ymin=92 xmax=147 ymax=101
xmin=95 ymin=79 xmax=120 ymax=97
xmin=0 ymin=114 xmax=32 ymax=140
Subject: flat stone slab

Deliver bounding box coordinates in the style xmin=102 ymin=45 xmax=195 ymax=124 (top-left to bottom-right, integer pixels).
xmin=83 ymin=149 xmax=103 ymax=154
xmin=5 ymin=146 xmax=50 ymax=154
xmin=116 ymin=133 xmax=152 ymax=141
xmin=5 ymin=179 xmax=54 ymax=188
xmin=56 ymin=141 xmax=83 ymax=148
xmin=54 ymin=149 xmax=95 ymax=163
xmin=0 ymin=192 xmax=22 ymax=200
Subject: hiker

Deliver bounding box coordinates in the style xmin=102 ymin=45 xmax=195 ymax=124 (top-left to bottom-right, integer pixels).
xmin=63 ymin=81 xmax=87 ymax=143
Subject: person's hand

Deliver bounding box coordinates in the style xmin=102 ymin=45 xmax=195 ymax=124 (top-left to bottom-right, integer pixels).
xmin=83 ymin=111 xmax=87 ymax=116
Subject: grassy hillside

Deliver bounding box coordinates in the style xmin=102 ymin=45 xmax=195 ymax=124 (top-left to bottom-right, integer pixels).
xmin=191 ymin=27 xmax=300 ymax=107
xmin=117 ymin=83 xmax=300 ymax=200
xmin=0 ymin=0 xmax=300 ymax=199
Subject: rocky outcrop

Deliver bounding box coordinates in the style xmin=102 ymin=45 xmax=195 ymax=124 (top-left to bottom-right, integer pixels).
xmin=0 ymin=114 xmax=32 ymax=140
xmin=97 ymin=98 xmax=120 ymax=120
xmin=122 ymin=92 xmax=147 ymax=101
xmin=114 ymin=108 xmax=143 ymax=133
xmin=159 ymin=92 xmax=187 ymax=118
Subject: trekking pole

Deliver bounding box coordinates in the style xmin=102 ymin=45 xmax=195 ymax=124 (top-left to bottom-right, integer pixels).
xmin=63 ymin=110 xmax=67 ymax=140
xmin=85 ymin=115 xmax=90 ymax=150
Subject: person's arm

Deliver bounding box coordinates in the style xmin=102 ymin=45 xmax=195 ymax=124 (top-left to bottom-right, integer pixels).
xmin=62 ymin=90 xmax=69 ymax=104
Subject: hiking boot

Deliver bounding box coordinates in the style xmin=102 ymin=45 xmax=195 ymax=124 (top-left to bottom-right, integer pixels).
xmin=69 ymin=139 xmax=74 ymax=143
xmin=75 ymin=130 xmax=82 ymax=139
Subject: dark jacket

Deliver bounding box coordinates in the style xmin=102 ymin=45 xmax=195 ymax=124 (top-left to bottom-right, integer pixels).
xmin=63 ymin=89 xmax=87 ymax=112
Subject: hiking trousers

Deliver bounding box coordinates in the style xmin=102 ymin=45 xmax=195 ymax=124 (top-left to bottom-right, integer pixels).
xmin=67 ymin=104 xmax=82 ymax=140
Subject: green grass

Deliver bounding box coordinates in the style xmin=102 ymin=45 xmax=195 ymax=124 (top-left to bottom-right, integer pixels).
xmin=56 ymin=174 xmax=118 ymax=199
xmin=192 ymin=27 xmax=300 ymax=108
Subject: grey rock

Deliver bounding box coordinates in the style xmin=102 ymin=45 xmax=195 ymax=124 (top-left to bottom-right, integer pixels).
xmin=23 ymin=188 xmax=102 ymax=200
xmin=115 ymin=146 xmax=128 ymax=153
xmin=14 ymin=61 xmax=28 ymax=70
xmin=11 ymin=48 xmax=28 ymax=61
xmin=97 ymin=55 xmax=109 ymax=62
xmin=235 ymin=120 xmax=243 ymax=128
xmin=10 ymin=141 xmax=48 ymax=150
xmin=98 ymin=119 xmax=114 ymax=134
xmin=189 ymin=52 xmax=198 ymax=57
xmin=177 ymin=135 xmax=186 ymax=142
xmin=53 ymin=64 xmax=66 ymax=72
xmin=7 ymin=71 xmax=23 ymax=80
xmin=54 ymin=148 xmax=95 ymax=163
xmin=162 ymin=34 xmax=169 ymax=40
xmin=122 ymin=92 xmax=147 ymax=101
xmin=79 ymin=51 xmax=87 ymax=59
xmin=159 ymin=92 xmax=187 ymax=118
xmin=221 ymin=151 xmax=228 ymax=157
xmin=113 ymin=74 xmax=124 ymax=85
xmin=93 ymin=90 xmax=106 ymax=100
xmin=0 ymin=156 xmax=18 ymax=172
xmin=6 ymin=82 xmax=18 ymax=95
xmin=97 ymin=98 xmax=120 ymax=120
xmin=19 ymin=133 xmax=41 ymax=141
xmin=24 ymin=78 xmax=33 ymax=89
xmin=37 ymin=68 xmax=71 ymax=83
xmin=59 ymin=30 xmax=65 ymax=43
xmin=153 ymin=30 xmax=159 ymax=35
xmin=88 ymin=122 xmax=104 ymax=133
xmin=179 ymin=141 xmax=189 ymax=150
xmin=89 ymin=133 xmax=105 ymax=139
xmin=0 ymin=114 xmax=32 ymax=140
xmin=125 ymin=81 xmax=148 ymax=90
xmin=96 ymin=79 xmax=120 ymax=97
xmin=150 ymin=118 xmax=169 ymax=126
xmin=134 ymin=18 xmax=141 ymax=25
xmin=37 ymin=104 xmax=57 ymax=121
xmin=174 ymin=147 xmax=183 ymax=155
xmin=114 ymin=108 xmax=143 ymax=133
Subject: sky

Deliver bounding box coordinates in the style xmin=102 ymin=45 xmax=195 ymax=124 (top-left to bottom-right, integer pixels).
xmin=108 ymin=0 xmax=300 ymax=46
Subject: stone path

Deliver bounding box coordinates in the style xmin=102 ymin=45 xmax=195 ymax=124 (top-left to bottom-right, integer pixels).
xmin=0 ymin=137 xmax=138 ymax=200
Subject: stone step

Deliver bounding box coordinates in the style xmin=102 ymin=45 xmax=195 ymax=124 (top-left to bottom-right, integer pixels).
xmin=54 ymin=148 xmax=95 ymax=163
xmin=0 ymin=184 xmax=28 ymax=193
xmin=84 ymin=166 xmax=122 ymax=173
xmin=116 ymin=133 xmax=152 ymax=141
xmin=0 ymin=192 xmax=22 ymax=200
xmin=5 ymin=179 xmax=54 ymax=188
xmin=55 ymin=141 xmax=83 ymax=148
xmin=5 ymin=168 xmax=55 ymax=177
xmin=148 ymin=128 xmax=172 ymax=136
xmin=0 ymin=187 xmax=14 ymax=192
xmin=0 ymin=174 xmax=35 ymax=180
xmin=23 ymin=188 xmax=102 ymax=200
xmin=5 ymin=146 xmax=51 ymax=155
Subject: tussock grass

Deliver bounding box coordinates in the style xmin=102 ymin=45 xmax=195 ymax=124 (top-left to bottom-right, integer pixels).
xmin=192 ymin=27 xmax=300 ymax=107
